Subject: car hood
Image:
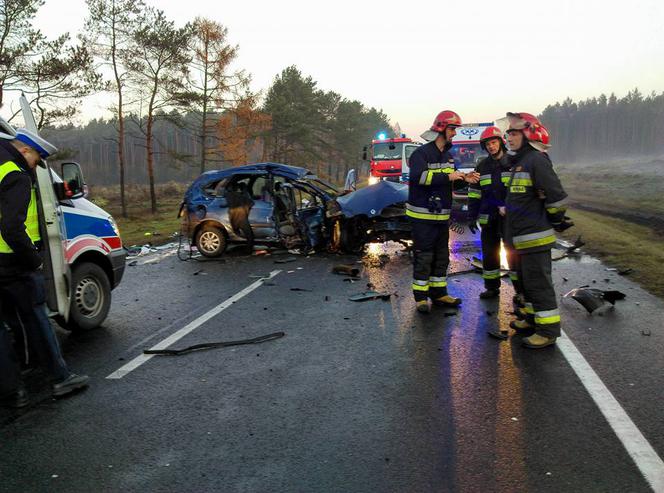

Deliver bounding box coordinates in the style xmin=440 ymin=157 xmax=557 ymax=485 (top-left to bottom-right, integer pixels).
xmin=335 ymin=180 xmax=408 ymax=218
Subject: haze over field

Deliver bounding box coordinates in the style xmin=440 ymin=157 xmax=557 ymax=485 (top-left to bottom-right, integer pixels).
xmin=17 ymin=0 xmax=664 ymax=136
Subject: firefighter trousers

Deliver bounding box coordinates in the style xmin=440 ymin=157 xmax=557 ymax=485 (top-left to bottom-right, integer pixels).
xmin=515 ymin=249 xmax=561 ymax=338
xmin=411 ymin=221 xmax=450 ymax=301
xmin=481 ymin=218 xmax=522 ymax=294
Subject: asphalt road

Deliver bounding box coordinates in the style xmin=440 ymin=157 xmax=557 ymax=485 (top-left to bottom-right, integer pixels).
xmin=1 ymin=231 xmax=663 ymax=493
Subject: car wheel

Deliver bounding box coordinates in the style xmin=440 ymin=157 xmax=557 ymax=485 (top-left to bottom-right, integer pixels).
xmin=196 ymin=224 xmax=227 ymax=258
xmin=336 ymin=219 xmax=364 ymax=254
xmin=68 ymin=262 xmax=112 ymax=332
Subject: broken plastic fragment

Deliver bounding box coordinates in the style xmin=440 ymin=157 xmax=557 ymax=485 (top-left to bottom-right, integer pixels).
xmin=563 ymin=287 xmax=626 ymax=314
xmin=566 ymin=235 xmax=584 ymax=253
xmin=274 ymin=256 xmax=297 ymax=264
xmin=333 ymin=264 xmax=360 ymax=277
xmin=348 ymin=291 xmax=391 ymax=302
xmin=551 ymin=249 xmax=567 ymax=261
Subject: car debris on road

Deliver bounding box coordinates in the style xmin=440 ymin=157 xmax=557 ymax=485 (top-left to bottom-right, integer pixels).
xmin=332 ymin=264 xmax=360 ymax=277
xmin=348 ymin=291 xmax=392 ymax=302
xmin=563 ymin=287 xmax=627 ymax=314
xmin=143 ymin=331 xmax=286 ymax=356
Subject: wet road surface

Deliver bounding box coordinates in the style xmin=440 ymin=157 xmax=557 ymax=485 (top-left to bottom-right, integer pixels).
xmin=1 ymin=231 xmax=663 ymax=492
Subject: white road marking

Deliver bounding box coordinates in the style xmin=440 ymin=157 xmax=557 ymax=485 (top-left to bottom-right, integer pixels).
xmin=558 ymin=330 xmax=664 ymax=492
xmin=106 ymin=270 xmax=281 ymax=379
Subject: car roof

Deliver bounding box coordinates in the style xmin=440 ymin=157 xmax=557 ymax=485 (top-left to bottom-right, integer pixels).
xmin=196 ymin=162 xmax=312 ymax=183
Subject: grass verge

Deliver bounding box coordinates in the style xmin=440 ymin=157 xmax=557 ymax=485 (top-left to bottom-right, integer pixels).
xmin=562 ymin=208 xmax=664 ymax=298
xmin=113 ymin=198 xmax=183 ymax=247
xmin=86 ymin=183 xmax=186 ymax=247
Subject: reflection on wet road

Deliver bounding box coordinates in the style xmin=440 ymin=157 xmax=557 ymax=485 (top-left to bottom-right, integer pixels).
xmin=1 ymin=229 xmax=662 ymax=493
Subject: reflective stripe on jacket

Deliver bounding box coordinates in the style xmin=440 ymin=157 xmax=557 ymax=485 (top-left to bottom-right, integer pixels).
xmin=467 ymin=153 xmax=511 ymax=224
xmin=407 ymin=140 xmax=463 ymax=222
xmin=504 ymin=145 xmax=567 ymax=253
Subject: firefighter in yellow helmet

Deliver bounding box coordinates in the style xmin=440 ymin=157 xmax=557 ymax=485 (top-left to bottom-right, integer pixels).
xmin=407 ymin=111 xmax=480 ymax=313
xmin=503 ymin=113 xmax=572 ymax=348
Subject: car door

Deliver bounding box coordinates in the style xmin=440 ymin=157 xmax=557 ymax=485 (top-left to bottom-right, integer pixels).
xmin=290 ymin=182 xmax=325 ymax=248
xmin=18 ymin=96 xmax=72 ymax=319
xmin=246 ymin=174 xmax=276 ymax=239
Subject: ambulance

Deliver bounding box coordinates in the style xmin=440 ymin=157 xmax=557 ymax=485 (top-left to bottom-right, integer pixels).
xmin=0 ymin=96 xmax=125 ymax=331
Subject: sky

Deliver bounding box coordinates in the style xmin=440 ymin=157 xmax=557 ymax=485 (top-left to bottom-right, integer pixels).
xmin=7 ymin=0 xmax=664 ymax=137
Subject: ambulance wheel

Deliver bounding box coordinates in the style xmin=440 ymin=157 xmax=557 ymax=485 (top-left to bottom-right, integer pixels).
xmin=195 ymin=224 xmax=227 ymax=258
xmin=68 ymin=262 xmax=112 ymax=332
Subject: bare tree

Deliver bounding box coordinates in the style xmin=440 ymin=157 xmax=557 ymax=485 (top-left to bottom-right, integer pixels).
xmin=123 ymin=7 xmax=194 ymax=213
xmin=82 ymin=0 xmax=144 ymax=218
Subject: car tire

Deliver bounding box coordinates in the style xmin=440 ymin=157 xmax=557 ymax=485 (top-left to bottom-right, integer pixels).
xmin=196 ymin=224 xmax=227 ymax=258
xmin=68 ymin=262 xmax=112 ymax=332
xmin=335 ymin=219 xmax=364 ymax=254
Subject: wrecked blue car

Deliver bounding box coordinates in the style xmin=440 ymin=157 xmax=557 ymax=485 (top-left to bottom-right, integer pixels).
xmin=180 ymin=163 xmax=411 ymax=257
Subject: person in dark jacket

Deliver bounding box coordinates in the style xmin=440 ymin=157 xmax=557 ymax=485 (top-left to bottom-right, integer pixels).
xmin=408 ymin=110 xmax=480 ymax=313
xmin=503 ymin=112 xmax=572 ymax=348
xmin=0 ymin=129 xmax=89 ymax=408
xmin=467 ymin=126 xmax=522 ymax=301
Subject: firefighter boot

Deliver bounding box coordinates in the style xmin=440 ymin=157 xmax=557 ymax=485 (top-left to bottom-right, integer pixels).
xmin=509 ymin=319 xmax=535 ymax=336
xmin=479 ymin=289 xmax=500 ymax=299
xmin=416 ymin=300 xmax=431 ymax=314
xmin=433 ymin=295 xmax=462 ymax=307
xmin=522 ymin=333 xmax=557 ymax=349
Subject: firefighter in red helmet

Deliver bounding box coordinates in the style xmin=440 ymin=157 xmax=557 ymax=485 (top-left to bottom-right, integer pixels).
xmin=503 ymin=112 xmax=572 ymax=348
xmin=407 ymin=111 xmax=480 ymax=313
xmin=467 ymin=126 xmax=523 ymax=312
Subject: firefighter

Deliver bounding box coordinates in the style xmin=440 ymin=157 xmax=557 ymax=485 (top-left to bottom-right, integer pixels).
xmin=503 ymin=113 xmax=572 ymax=348
xmin=408 ymin=110 xmax=480 ymax=313
xmin=0 ymin=129 xmax=89 ymax=408
xmin=467 ymin=126 xmax=523 ymax=300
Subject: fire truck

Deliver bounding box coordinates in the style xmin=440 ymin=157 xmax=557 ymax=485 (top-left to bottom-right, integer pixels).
xmin=363 ymin=133 xmax=420 ymax=185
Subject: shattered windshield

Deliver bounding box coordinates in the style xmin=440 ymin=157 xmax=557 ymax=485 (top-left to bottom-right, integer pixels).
xmin=372 ymin=142 xmax=404 ymax=161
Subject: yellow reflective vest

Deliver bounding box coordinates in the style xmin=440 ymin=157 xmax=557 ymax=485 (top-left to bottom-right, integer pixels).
xmin=0 ymin=161 xmax=41 ymax=253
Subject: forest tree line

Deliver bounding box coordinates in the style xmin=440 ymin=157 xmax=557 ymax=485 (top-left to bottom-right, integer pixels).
xmin=1 ymin=0 xmax=391 ymax=215
xmin=41 ymin=65 xmax=392 ymax=190
xmin=539 ymin=89 xmax=664 ymax=163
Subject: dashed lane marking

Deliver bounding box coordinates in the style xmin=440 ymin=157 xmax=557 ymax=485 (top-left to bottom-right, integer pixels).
xmin=106 ymin=270 xmax=281 ymax=379
xmin=559 ymin=330 xmax=664 ymax=492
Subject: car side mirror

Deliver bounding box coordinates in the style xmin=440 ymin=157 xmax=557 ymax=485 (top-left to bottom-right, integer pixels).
xmin=61 ymin=162 xmax=86 ymax=200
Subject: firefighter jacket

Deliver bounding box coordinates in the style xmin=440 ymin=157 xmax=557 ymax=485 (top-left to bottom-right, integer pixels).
xmin=504 ymin=144 xmax=568 ymax=253
xmin=467 ymin=153 xmax=511 ymax=225
xmin=407 ymin=140 xmax=465 ymax=222
xmin=0 ymin=139 xmax=43 ymax=275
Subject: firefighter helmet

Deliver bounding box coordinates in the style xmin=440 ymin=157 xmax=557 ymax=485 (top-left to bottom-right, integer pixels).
xmin=421 ymin=110 xmax=462 ymax=141
xmin=479 ymin=126 xmax=505 ymax=150
xmin=506 ymin=112 xmax=551 ymax=150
